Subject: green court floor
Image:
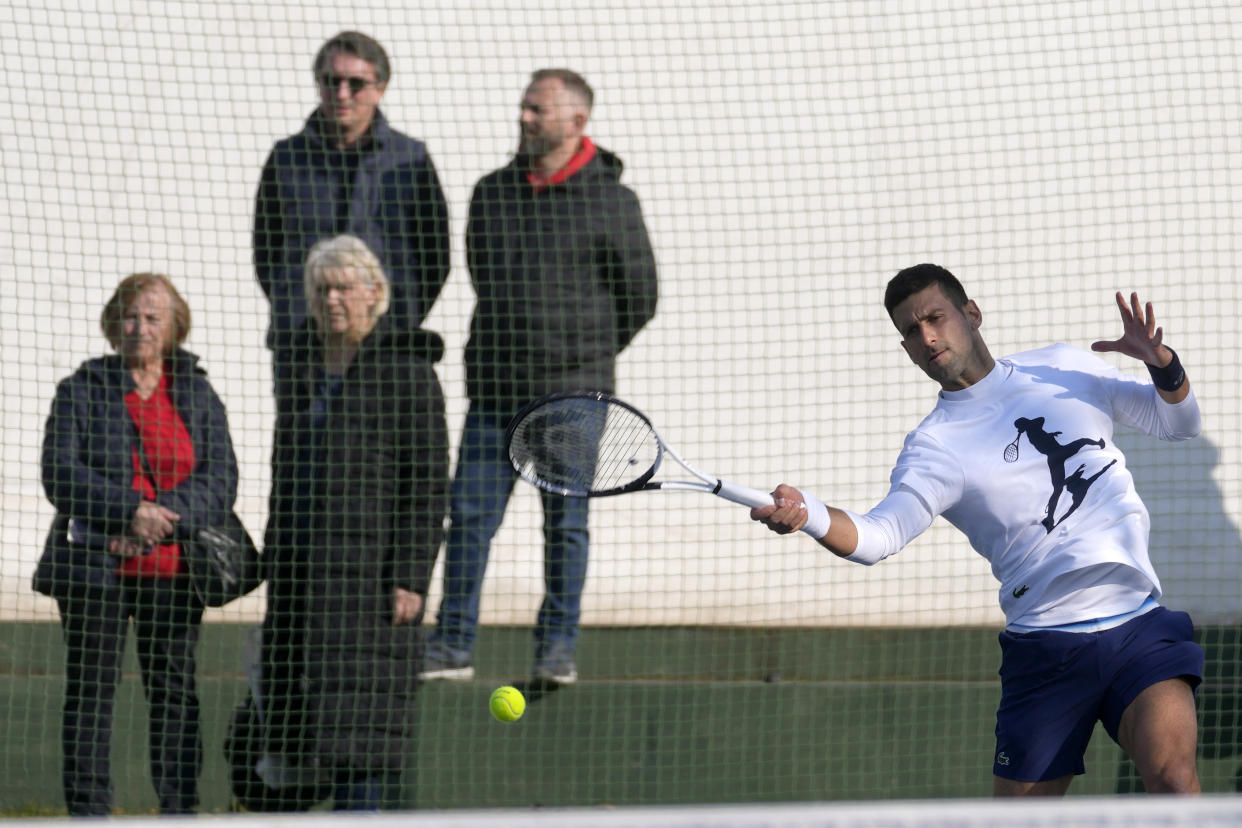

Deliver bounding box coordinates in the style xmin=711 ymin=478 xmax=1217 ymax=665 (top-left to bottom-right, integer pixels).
xmin=2 ymin=624 xmax=1239 ymax=813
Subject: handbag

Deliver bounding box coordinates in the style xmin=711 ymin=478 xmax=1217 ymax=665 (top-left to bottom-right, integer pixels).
xmin=184 ymin=511 xmax=264 ymax=607
xmin=136 ymin=441 xmax=263 ymax=607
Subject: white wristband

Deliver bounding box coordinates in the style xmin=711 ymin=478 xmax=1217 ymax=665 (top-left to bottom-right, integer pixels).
xmin=799 ymin=490 xmax=831 ymax=539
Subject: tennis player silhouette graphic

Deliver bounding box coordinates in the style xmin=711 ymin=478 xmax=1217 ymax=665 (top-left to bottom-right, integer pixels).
xmin=1060 ymin=459 xmax=1118 ymax=526
xmin=1012 ymin=416 xmax=1107 ymax=532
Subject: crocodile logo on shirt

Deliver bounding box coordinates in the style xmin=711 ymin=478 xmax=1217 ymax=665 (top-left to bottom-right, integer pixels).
xmin=1010 ymin=416 xmax=1117 ymax=533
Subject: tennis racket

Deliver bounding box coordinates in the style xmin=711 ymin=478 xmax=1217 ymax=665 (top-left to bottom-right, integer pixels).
xmin=1003 ymin=434 xmax=1020 ymax=463
xmin=505 ymin=391 xmax=774 ymax=509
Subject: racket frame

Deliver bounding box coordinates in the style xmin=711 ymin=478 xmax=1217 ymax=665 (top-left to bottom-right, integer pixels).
xmin=506 ymin=391 xmax=772 ymax=508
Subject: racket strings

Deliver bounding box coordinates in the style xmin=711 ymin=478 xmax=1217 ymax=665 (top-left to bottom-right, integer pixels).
xmin=509 ymin=407 xmax=599 ymax=493
xmin=594 ymin=407 xmax=661 ymax=490
xmin=508 ymin=397 xmax=660 ymax=496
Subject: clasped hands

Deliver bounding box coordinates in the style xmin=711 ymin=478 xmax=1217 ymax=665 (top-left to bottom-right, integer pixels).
xmin=108 ymin=500 xmax=181 ymax=558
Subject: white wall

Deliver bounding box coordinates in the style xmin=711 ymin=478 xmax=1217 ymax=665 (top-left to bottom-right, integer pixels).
xmin=1 ymin=0 xmax=1239 ymax=625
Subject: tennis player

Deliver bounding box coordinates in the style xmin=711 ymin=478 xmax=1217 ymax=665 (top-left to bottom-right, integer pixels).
xmin=753 ymin=264 xmax=1203 ymax=796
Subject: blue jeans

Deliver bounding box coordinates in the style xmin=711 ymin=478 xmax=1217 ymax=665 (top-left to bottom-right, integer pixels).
xmin=434 ymin=402 xmax=590 ymax=654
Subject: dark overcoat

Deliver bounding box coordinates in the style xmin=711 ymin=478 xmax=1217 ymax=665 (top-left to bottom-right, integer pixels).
xmin=264 ymin=319 xmax=449 ymax=771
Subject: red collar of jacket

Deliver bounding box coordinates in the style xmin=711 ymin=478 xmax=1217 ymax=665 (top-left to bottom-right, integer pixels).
xmin=527 ymin=136 xmax=597 ymax=192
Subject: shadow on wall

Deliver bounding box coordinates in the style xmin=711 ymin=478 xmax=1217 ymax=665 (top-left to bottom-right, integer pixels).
xmin=1115 ymin=430 xmax=1242 ymax=622
xmin=1112 ymin=430 xmax=1242 ymax=792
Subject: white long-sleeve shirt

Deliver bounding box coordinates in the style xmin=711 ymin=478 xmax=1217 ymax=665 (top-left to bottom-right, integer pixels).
xmin=843 ymin=344 xmax=1201 ymax=628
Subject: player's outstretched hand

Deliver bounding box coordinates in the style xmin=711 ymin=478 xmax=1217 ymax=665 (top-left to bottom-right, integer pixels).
xmin=1091 ymin=291 xmax=1171 ymax=366
xmin=750 ymin=483 xmax=809 ymax=535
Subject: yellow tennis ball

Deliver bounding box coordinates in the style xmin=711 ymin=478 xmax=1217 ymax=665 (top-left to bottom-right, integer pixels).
xmin=489 ymin=685 xmax=526 ymax=723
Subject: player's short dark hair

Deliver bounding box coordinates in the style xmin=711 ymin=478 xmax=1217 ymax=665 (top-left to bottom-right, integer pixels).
xmin=884 ymin=263 xmax=969 ymax=320
xmin=314 ymin=31 xmax=391 ymax=86
xmin=530 ymin=68 xmax=594 ymax=111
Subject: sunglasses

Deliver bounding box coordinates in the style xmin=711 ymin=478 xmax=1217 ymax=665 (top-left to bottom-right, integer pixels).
xmin=318 ymin=73 xmax=377 ymax=95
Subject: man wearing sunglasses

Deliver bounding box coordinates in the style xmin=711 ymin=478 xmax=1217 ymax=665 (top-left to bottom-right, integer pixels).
xmin=254 ymin=30 xmax=450 ymax=358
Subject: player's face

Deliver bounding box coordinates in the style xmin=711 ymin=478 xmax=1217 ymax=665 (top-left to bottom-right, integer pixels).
xmin=317 ymin=51 xmax=386 ymax=146
xmin=118 ymin=285 xmax=174 ymax=369
xmin=309 ymin=267 xmax=381 ymax=341
xmin=893 ymin=284 xmax=988 ymax=390
xmin=519 ymin=78 xmax=584 ymax=159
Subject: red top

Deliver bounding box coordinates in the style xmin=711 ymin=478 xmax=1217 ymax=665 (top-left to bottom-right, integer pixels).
xmin=120 ymin=371 xmax=196 ymax=577
xmin=526 ymin=136 xmax=597 ymax=192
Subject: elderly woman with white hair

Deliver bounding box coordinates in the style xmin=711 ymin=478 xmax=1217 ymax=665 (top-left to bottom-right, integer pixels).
xmin=258 ymin=234 xmax=449 ymax=811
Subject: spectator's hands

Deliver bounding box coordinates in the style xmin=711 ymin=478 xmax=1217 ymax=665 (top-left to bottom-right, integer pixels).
xmin=108 ymin=536 xmax=149 ymax=558
xmin=1091 ymin=291 xmax=1172 ymax=367
xmin=130 ymin=500 xmax=180 ymax=544
xmin=392 ymin=587 xmax=422 ymax=626
xmin=750 ymin=484 xmax=809 ymax=535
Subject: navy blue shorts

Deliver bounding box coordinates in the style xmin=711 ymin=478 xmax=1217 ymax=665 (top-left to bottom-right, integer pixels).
xmin=992 ymin=606 xmax=1203 ymax=782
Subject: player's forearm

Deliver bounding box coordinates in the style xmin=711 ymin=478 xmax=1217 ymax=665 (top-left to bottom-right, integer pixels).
xmin=835 ymin=488 xmax=935 ymax=565
xmin=819 ymin=507 xmax=858 ymax=558
xmin=760 ymin=485 xmax=917 ymax=564
xmin=1154 ymin=386 xmax=1201 ymax=440
xmin=1157 ymin=378 xmax=1191 ymax=406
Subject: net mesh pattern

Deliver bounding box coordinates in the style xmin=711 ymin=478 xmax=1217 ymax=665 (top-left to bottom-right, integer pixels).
xmin=1 ymin=0 xmax=1241 ymax=815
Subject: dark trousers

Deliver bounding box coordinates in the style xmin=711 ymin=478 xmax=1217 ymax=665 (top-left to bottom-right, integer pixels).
xmin=57 ymin=574 xmax=204 ymax=815
xmin=261 ymin=571 xmax=309 ymax=759
xmin=331 ymin=768 xmax=401 ymax=811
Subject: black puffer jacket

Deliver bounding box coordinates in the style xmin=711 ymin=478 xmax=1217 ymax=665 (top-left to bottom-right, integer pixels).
xmin=35 ymin=350 xmax=238 ymax=600
xmin=464 ymin=145 xmax=658 ymax=411
xmin=264 ymin=319 xmax=450 ymax=771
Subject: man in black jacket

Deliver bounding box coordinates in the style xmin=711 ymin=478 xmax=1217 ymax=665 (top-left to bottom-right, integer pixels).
xmin=253 ymin=31 xmax=450 ymax=354
xmin=423 ymin=69 xmax=658 ymax=684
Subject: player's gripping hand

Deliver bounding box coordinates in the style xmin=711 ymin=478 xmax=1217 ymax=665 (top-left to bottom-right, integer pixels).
xmin=750 ymin=484 xmax=809 ymax=535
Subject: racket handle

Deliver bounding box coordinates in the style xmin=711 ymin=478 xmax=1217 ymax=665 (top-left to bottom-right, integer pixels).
xmin=714 ymin=479 xmax=775 ymax=509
